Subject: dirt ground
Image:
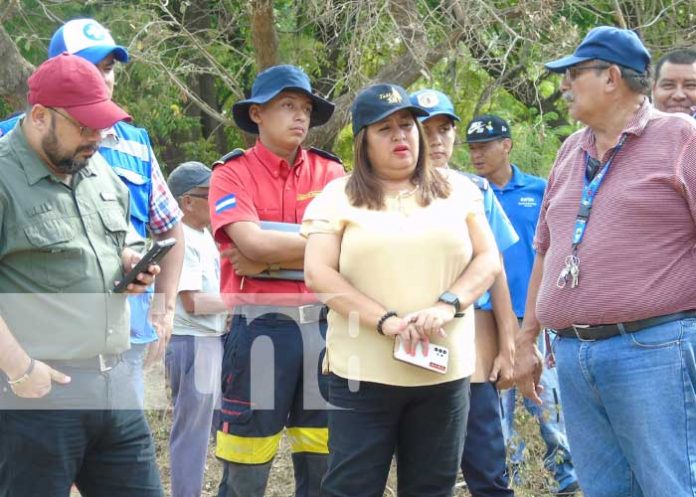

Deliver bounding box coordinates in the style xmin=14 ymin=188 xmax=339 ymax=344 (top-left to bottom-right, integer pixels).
xmin=69 ymin=363 xmax=576 ymax=497
xmin=139 ymin=361 xmax=575 ymax=497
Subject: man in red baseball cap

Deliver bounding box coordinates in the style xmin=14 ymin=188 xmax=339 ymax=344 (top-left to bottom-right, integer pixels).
xmin=0 ymin=53 xmax=164 ymax=496
xmin=25 ymin=52 xmax=131 ymax=175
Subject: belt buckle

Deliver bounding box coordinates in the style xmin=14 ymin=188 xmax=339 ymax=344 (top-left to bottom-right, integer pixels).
xmin=571 ymin=324 xmax=596 ymax=342
xmin=98 ymin=354 xmax=114 ymax=373
xmin=297 ymin=305 xmax=317 ymax=325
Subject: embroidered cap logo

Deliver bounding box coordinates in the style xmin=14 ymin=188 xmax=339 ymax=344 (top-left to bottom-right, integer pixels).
xmin=379 ymin=87 xmax=403 ymax=104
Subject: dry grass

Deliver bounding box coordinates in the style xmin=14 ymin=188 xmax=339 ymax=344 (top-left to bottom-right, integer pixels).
xmin=140 ymin=362 xmax=578 ymax=497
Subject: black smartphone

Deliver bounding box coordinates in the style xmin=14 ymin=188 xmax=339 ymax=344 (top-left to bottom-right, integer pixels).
xmin=112 ymin=238 xmax=176 ymax=293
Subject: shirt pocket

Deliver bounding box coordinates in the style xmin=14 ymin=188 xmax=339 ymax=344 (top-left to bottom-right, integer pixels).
xmin=99 ymin=208 xmax=129 ymax=250
xmin=23 ymin=218 xmax=83 ymax=290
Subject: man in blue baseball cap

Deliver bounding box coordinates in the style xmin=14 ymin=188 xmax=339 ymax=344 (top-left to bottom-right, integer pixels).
xmin=0 ymin=18 xmax=186 ymax=407
xmin=210 ymin=64 xmax=345 ymax=497
xmin=516 ymin=26 xmax=696 ymax=497
xmin=411 ymin=88 xmax=520 ymax=497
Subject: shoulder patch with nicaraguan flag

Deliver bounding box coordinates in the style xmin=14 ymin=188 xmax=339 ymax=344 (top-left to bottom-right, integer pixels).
xmin=215 ymin=194 xmax=237 ymax=214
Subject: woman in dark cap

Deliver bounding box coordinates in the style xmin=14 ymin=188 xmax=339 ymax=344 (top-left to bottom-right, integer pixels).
xmin=302 ymin=83 xmax=500 ymax=496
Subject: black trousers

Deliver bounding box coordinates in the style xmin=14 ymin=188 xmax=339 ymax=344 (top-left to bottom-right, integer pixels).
xmin=0 ymin=360 xmax=163 ymax=497
xmin=321 ymin=374 xmax=470 ymax=497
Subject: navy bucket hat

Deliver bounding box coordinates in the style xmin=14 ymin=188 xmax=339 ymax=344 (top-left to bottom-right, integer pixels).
xmin=409 ymin=89 xmax=461 ymax=123
xmin=545 ymin=26 xmax=651 ymax=74
xmin=351 ymin=84 xmax=428 ymax=136
xmin=232 ymin=65 xmax=335 ymax=134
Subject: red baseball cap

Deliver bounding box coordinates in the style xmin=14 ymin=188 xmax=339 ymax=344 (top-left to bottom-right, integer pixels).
xmin=27 ymin=52 xmax=131 ymax=130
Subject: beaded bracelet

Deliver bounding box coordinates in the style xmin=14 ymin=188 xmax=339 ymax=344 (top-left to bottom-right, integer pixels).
xmin=376 ymin=311 xmax=398 ymax=335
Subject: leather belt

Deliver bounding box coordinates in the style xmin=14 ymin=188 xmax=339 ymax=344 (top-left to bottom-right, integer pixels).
xmin=47 ymin=353 xmax=122 ymax=373
xmin=553 ymin=311 xmax=696 ymax=341
xmin=236 ymin=304 xmax=328 ymax=325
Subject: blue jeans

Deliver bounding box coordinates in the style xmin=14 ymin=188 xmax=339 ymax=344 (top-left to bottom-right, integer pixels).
xmin=123 ymin=342 xmax=148 ymax=408
xmin=554 ymin=318 xmax=696 ymax=497
xmin=501 ymin=333 xmax=577 ymax=492
xmin=321 ymin=375 xmax=469 ymax=497
xmin=166 ymin=335 xmax=224 ymax=497
xmin=461 ymin=382 xmax=512 ymax=497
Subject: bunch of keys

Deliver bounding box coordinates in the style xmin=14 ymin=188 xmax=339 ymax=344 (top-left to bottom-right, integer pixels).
xmin=556 ymin=254 xmax=580 ymax=289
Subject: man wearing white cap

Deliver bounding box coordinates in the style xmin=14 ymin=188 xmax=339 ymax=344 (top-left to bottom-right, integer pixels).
xmin=0 ymin=19 xmax=185 ymax=405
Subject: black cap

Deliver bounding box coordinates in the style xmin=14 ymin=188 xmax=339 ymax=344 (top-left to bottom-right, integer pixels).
xmin=351 ymin=83 xmax=428 ymax=136
xmin=465 ymin=115 xmax=512 ymax=143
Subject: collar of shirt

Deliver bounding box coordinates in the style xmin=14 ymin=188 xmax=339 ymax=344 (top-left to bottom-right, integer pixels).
xmin=491 ymin=163 xmax=527 ymax=192
xmin=9 ymin=127 xmax=99 ymax=186
xmin=579 ymin=97 xmax=652 ymax=156
xmin=101 ymin=126 xmax=119 ymax=146
xmin=251 ymin=139 xmax=307 ymax=179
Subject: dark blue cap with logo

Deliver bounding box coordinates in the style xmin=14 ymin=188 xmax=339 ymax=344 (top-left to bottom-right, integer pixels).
xmin=545 ymin=26 xmax=650 ymax=74
xmin=465 ymin=115 xmax=512 ymax=143
xmin=167 ymin=161 xmax=211 ymax=197
xmin=351 ymin=83 xmax=428 ymax=136
xmin=232 ymin=64 xmax=335 ymax=135
xmin=409 ymin=89 xmax=461 ymax=122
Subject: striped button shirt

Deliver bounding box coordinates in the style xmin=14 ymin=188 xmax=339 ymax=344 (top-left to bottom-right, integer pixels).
xmin=534 ymin=100 xmax=696 ymax=329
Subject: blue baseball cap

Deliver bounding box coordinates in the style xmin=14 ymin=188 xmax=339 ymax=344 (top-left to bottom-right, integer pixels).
xmin=545 ymin=26 xmax=650 ymax=74
xmin=465 ymin=115 xmax=511 ymax=143
xmin=232 ymin=65 xmax=334 ymax=134
xmin=167 ymin=161 xmax=211 ymax=198
xmin=49 ymin=19 xmax=129 ymax=65
xmin=351 ymin=84 xmax=428 ymax=136
xmin=409 ymin=89 xmax=461 ymax=122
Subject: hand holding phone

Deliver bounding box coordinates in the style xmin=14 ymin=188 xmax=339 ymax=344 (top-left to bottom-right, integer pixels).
xmin=112 ymin=238 xmax=176 ymax=293
xmin=393 ymin=337 xmax=449 ymax=374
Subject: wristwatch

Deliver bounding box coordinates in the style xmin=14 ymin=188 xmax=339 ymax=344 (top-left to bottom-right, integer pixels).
xmin=438 ymin=292 xmax=464 ymax=317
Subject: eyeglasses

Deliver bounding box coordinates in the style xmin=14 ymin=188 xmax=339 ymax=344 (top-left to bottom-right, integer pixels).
xmin=565 ymin=64 xmax=611 ymax=81
xmin=47 ymin=108 xmax=106 ymax=137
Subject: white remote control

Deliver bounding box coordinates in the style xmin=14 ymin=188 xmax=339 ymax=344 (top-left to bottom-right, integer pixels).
xmin=393 ymin=337 xmax=449 ymax=374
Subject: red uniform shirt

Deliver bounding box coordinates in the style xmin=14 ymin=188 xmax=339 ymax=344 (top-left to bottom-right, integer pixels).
xmin=210 ymin=140 xmax=345 ymax=303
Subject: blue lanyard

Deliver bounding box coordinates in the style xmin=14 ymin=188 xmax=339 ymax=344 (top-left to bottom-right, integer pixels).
xmin=571 ymin=134 xmax=628 ymax=249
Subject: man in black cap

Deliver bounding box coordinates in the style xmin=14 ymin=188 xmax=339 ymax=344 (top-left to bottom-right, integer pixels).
xmin=466 ymin=114 xmax=579 ymax=496
xmin=515 ymin=26 xmax=696 ymax=497
xmin=209 ymin=64 xmax=344 ymax=497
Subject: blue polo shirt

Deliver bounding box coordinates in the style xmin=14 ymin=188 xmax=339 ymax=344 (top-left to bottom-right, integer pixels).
xmin=457 ymin=172 xmax=519 ymax=311
xmin=489 ymin=164 xmax=546 ymax=318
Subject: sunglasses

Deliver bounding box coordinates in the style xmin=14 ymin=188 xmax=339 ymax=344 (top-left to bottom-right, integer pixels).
xmin=565 ymin=64 xmax=611 ymax=81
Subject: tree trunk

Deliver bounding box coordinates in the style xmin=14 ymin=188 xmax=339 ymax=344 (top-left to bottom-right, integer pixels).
xmin=251 ymin=0 xmax=279 ymax=70
xmin=0 ymin=25 xmax=34 ymax=110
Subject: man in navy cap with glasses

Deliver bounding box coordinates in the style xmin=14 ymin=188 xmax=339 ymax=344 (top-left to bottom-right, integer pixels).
xmin=515 ymin=26 xmax=696 ymax=497
xmin=209 ymin=64 xmax=344 ymax=497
